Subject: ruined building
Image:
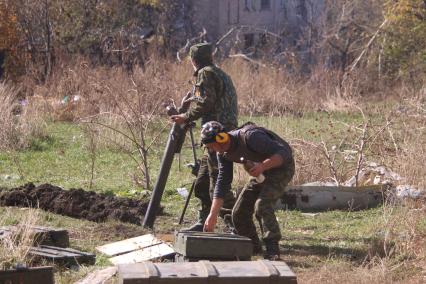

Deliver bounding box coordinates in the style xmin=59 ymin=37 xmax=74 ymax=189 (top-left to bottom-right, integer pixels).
xmin=190 ymin=0 xmax=325 ymax=49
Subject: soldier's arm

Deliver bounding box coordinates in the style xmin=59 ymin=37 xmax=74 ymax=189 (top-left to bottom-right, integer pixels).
xmin=184 ymin=70 xmax=220 ymax=122
xmin=204 ymin=154 xmax=233 ymax=232
xmin=213 ymin=154 xmax=233 ymax=199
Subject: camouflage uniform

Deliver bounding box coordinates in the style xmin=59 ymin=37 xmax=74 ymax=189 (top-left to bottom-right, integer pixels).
xmin=232 ymin=162 xmax=295 ymax=251
xmin=218 ymin=124 xmax=295 ymax=255
xmin=183 ymin=43 xmax=238 ymax=228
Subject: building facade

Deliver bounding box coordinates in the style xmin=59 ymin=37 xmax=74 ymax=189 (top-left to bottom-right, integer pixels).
xmin=191 ymin=0 xmax=325 ymax=47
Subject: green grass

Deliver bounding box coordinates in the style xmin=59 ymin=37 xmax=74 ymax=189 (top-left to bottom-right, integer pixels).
xmin=0 ymin=112 xmax=368 ymax=194
xmin=0 ymin=111 xmax=423 ymax=283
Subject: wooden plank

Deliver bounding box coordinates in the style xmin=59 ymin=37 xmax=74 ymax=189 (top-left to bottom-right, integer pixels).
xmin=0 ymin=226 xmax=69 ymax=248
xmin=75 ymin=267 xmax=117 ymax=284
xmin=29 ymin=245 xmax=96 ymax=266
xmin=96 ymin=234 xmax=162 ymax=257
xmin=110 ymin=243 xmax=175 ymax=265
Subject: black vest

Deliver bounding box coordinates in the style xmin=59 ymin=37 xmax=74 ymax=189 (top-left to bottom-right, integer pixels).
xmin=223 ymin=124 xmax=293 ymax=173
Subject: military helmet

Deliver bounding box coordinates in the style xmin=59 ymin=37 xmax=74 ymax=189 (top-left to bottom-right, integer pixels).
xmin=189 ymin=43 xmax=213 ymax=66
xmin=201 ymin=121 xmax=225 ymax=144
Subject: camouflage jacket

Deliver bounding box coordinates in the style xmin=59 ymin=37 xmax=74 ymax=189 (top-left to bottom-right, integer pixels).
xmin=184 ymin=65 xmax=238 ymax=130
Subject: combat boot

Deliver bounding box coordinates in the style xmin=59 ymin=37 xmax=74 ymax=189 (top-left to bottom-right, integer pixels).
xmin=264 ymin=240 xmax=281 ymax=260
xmin=252 ymin=235 xmax=263 ymax=255
xmin=182 ymin=210 xmax=207 ymax=232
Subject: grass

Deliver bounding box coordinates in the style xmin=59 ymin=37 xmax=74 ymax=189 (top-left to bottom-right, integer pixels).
xmin=0 ymin=106 xmax=424 ymax=283
xmin=0 ymin=111 xmax=367 ymax=192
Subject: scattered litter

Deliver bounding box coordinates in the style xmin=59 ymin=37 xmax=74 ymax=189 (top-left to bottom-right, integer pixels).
xmin=61 ymin=96 xmax=69 ymax=105
xmin=343 ymin=162 xmax=402 ymax=187
xmin=19 ymin=99 xmax=29 ymax=106
xmin=293 ymin=229 xmax=315 ymax=235
xmin=1 ymin=174 xmax=20 ymax=181
xmin=176 ymin=187 xmax=189 ymax=198
xmin=394 ymin=185 xmax=424 ymax=199
xmin=301 ymin=213 xmax=320 ymax=217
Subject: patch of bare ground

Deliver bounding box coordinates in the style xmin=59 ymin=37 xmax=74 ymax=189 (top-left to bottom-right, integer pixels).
xmin=0 ymin=183 xmax=162 ymax=225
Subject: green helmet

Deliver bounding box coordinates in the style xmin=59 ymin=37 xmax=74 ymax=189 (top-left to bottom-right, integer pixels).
xmin=201 ymin=121 xmax=224 ymax=144
xmin=189 ymin=43 xmax=213 ymax=66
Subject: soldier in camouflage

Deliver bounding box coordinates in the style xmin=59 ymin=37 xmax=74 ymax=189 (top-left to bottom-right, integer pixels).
xmin=200 ymin=121 xmax=295 ymax=260
xmin=170 ymin=43 xmax=238 ymax=231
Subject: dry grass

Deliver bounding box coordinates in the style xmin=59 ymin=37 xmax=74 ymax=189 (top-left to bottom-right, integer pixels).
xmin=0 ymin=208 xmax=41 ymax=270
xmin=0 ymin=82 xmax=47 ymax=151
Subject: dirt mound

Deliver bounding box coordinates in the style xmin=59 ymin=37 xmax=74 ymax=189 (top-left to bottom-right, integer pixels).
xmin=0 ymin=183 xmax=162 ymax=225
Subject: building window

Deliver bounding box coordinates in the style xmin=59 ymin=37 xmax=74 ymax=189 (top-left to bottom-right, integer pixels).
xmin=244 ymin=0 xmax=250 ymax=11
xmin=260 ymin=0 xmax=270 ymax=10
xmin=244 ymin=33 xmax=255 ymax=49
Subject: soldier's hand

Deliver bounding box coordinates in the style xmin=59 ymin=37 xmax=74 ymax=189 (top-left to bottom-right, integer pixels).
xmin=170 ymin=114 xmax=186 ymax=125
xmin=203 ymin=213 xmax=217 ymax=232
xmin=181 ymin=91 xmax=192 ymax=106
xmin=249 ymin=163 xmax=265 ymax=177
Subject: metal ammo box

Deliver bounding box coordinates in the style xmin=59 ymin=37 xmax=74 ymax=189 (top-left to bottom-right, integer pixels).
xmin=118 ymin=260 xmax=297 ymax=284
xmin=174 ymin=231 xmax=253 ymax=261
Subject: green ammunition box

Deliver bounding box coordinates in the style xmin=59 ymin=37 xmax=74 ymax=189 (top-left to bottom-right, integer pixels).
xmin=174 ymin=231 xmax=253 ymax=261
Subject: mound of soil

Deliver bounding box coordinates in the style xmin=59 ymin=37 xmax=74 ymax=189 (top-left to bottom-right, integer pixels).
xmin=0 ymin=183 xmax=162 ymax=225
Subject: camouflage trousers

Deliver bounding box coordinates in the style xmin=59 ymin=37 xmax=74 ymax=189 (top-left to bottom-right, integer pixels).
xmin=194 ymin=150 xmax=235 ymax=219
xmin=232 ymin=161 xmax=295 ymax=247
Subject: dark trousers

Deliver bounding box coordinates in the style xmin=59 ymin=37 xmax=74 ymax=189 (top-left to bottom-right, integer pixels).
xmin=232 ymin=161 xmax=295 ymax=247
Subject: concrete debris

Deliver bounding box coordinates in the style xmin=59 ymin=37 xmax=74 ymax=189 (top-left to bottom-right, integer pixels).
xmin=394 ymin=185 xmax=424 ymax=199
xmin=278 ymin=185 xmax=384 ymax=211
xmin=343 ymin=162 xmax=402 ymax=187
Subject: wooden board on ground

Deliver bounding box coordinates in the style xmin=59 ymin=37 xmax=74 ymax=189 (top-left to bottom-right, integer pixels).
xmin=96 ymin=234 xmax=162 ymax=257
xmin=109 ymin=243 xmax=175 ymax=265
xmin=0 ymin=266 xmax=54 ymax=284
xmin=0 ymin=226 xmax=69 ymax=248
xmin=75 ymin=267 xmax=117 ymax=284
xmin=29 ymin=245 xmax=96 ymax=266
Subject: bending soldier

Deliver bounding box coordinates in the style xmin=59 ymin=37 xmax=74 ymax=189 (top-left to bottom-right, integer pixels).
xmin=200 ymin=121 xmax=295 ymax=260
xmin=170 ymin=43 xmax=238 ymax=231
